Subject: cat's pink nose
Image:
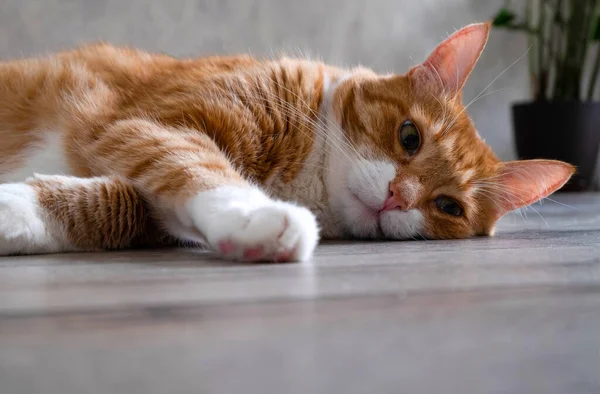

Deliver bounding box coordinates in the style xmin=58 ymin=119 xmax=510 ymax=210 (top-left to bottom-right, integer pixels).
xmin=381 ymin=184 xmax=411 ymax=212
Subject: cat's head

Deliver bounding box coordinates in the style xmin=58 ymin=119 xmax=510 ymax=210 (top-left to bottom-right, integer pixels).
xmin=326 ymin=22 xmax=574 ymax=239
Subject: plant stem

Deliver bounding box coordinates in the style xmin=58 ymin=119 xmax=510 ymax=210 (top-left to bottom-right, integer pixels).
xmin=587 ymin=46 xmax=600 ymax=99
xmin=575 ymin=0 xmax=596 ymax=100
xmin=526 ymin=0 xmax=538 ymax=98
xmin=586 ymin=2 xmax=600 ymax=100
xmin=550 ymin=0 xmax=564 ymax=99
xmin=537 ymin=0 xmax=547 ymax=99
xmin=560 ymin=0 xmax=585 ymax=100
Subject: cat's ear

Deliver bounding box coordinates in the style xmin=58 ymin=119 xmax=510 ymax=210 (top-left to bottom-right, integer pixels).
xmin=491 ymin=160 xmax=575 ymax=218
xmin=409 ymin=22 xmax=491 ymax=97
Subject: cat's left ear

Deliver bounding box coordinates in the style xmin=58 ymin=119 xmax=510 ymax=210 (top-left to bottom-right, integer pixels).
xmin=491 ymin=159 xmax=575 ymax=218
xmin=409 ymin=22 xmax=491 ymax=97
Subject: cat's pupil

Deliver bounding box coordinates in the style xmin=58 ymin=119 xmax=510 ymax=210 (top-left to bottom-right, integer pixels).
xmin=435 ymin=196 xmax=462 ymax=217
xmin=404 ymin=134 xmax=419 ymax=148
xmin=399 ymin=121 xmax=421 ymax=155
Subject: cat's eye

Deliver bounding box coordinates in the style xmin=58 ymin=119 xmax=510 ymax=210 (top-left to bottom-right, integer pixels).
xmin=399 ymin=121 xmax=421 ymax=155
xmin=435 ymin=196 xmax=463 ymax=217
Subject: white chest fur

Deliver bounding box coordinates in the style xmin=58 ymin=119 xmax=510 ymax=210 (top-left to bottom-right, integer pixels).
xmin=265 ymin=129 xmax=340 ymax=238
xmin=0 ymin=131 xmax=73 ymax=183
xmin=264 ymin=72 xmax=350 ymax=239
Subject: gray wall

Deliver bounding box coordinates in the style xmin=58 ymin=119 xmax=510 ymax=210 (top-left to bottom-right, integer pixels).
xmin=0 ymin=0 xmax=528 ymax=161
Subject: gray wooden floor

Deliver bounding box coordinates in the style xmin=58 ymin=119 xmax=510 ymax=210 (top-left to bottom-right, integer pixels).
xmin=1 ymin=193 xmax=600 ymax=394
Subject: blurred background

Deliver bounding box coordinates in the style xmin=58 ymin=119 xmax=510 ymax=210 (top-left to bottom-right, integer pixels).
xmin=0 ymin=0 xmax=530 ymax=161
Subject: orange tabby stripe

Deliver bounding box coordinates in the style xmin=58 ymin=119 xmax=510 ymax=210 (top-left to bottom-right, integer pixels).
xmin=29 ymin=176 xmax=172 ymax=250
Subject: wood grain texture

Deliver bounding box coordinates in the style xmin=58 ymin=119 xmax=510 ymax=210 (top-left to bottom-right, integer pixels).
xmin=1 ymin=193 xmax=599 ymax=394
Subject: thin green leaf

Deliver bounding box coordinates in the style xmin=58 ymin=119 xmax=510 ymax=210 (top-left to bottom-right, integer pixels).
xmin=593 ymin=16 xmax=600 ymax=40
xmin=492 ymin=8 xmax=516 ymax=27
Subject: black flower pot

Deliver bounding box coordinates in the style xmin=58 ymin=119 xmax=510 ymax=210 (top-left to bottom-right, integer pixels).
xmin=512 ymin=101 xmax=600 ymax=191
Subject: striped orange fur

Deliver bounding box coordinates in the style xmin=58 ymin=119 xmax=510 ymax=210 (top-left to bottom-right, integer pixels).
xmin=0 ymin=23 xmax=574 ymax=261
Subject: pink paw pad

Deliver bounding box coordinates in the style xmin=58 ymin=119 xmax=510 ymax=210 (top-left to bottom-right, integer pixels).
xmin=243 ymin=246 xmax=265 ymax=261
xmin=275 ymin=250 xmax=293 ymax=263
xmin=218 ymin=240 xmax=235 ymax=255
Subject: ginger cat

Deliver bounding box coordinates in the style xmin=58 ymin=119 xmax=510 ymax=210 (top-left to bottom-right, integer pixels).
xmin=0 ymin=23 xmax=573 ymax=261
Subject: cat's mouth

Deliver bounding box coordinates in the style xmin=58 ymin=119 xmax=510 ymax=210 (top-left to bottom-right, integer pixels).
xmin=350 ymin=192 xmax=384 ymax=220
xmin=346 ymin=192 xmax=379 ymax=237
xmin=349 ymin=191 xmax=427 ymax=240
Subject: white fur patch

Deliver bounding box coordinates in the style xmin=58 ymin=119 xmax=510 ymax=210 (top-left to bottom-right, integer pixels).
xmin=441 ymin=133 xmax=458 ymax=154
xmin=430 ymin=119 xmax=446 ymax=135
xmin=409 ymin=105 xmax=448 ymax=136
xmin=379 ymin=209 xmax=424 ymax=239
xmin=0 ymin=183 xmax=74 ymax=255
xmin=0 ymin=132 xmax=73 ymax=183
xmin=178 ymin=186 xmax=319 ymax=262
xmin=460 ymin=168 xmax=476 ymax=185
xmin=410 ymin=105 xmax=428 ymax=125
xmin=347 ymin=159 xmax=397 ymax=211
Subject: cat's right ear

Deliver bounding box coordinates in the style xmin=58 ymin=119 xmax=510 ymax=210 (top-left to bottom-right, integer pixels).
xmin=408 ymin=22 xmax=491 ymax=98
xmin=491 ymin=159 xmax=575 ymax=218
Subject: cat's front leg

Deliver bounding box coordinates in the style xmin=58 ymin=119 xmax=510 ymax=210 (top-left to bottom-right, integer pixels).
xmin=180 ymin=186 xmax=319 ymax=262
xmin=85 ymin=118 xmax=319 ymax=262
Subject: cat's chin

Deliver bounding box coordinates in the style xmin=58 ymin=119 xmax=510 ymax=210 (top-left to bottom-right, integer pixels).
xmin=379 ymin=209 xmax=425 ymax=240
xmin=335 ymin=192 xmax=380 ymax=238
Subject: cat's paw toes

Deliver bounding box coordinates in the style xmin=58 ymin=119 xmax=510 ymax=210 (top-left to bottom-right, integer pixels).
xmin=184 ymin=186 xmax=320 ymax=262
xmin=211 ymin=203 xmax=319 ymax=262
xmin=0 ymin=184 xmax=47 ymax=255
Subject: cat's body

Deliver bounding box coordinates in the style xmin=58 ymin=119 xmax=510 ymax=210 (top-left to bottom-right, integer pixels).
xmin=0 ymin=23 xmax=574 ymax=261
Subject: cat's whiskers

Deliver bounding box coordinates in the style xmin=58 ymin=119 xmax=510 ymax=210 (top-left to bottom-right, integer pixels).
xmin=476 ymin=188 xmax=535 ymax=223
xmin=277 ymin=160 xmax=344 ymax=174
xmin=231 ymin=84 xmax=345 ymax=160
xmin=539 ymin=197 xmax=579 ymax=211
xmin=478 ymin=167 xmax=566 ymax=210
xmin=259 ymin=93 xmax=357 ymax=167
xmin=249 ymin=79 xmax=382 ymax=194
xmin=427 ymin=61 xmax=450 ymax=101
xmin=266 ymin=76 xmax=364 ymax=162
xmin=244 ymin=76 xmax=378 ymax=195
xmin=351 ymin=155 xmax=379 ymax=193
xmin=477 ymin=180 xmax=553 ymax=218
xmin=474 ymin=180 xmax=549 ymax=226
xmin=221 ymin=80 xmax=335 ymax=165
xmin=474 ymin=180 xmax=537 ymax=205
xmin=242 ymin=77 xmax=360 ymax=164
xmin=440 ymin=88 xmax=506 ymax=137
xmin=473 ymin=186 xmax=522 ymax=219
xmin=476 ymin=187 xmax=528 ymax=221
xmin=440 ymin=47 xmax=531 ymax=137
xmin=262 ymin=76 xmax=355 ymax=148
xmin=429 ymin=93 xmax=450 ymax=130
xmin=413 ymin=228 xmax=426 ymax=241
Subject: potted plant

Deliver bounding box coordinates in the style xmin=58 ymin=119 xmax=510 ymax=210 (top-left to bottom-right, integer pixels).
xmin=492 ymin=0 xmax=600 ymax=191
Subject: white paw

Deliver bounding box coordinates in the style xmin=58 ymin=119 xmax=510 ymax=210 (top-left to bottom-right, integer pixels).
xmin=182 ymin=186 xmax=319 ymax=262
xmin=0 ymin=183 xmax=65 ymax=255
